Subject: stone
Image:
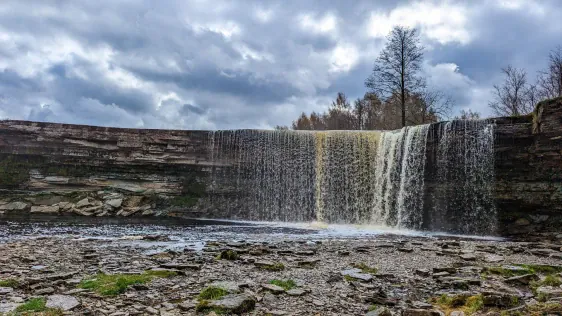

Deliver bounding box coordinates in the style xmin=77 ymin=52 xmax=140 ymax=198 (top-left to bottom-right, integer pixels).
xmin=0 ymin=303 xmax=18 ymax=313
xmin=482 ymin=292 xmax=519 ymax=307
xmin=160 ymin=263 xmax=201 ymax=270
xmin=402 ymin=309 xmax=444 ymax=316
xmin=75 ymin=198 xmax=92 ymax=208
xmin=286 ymin=288 xmax=307 ymax=296
xmin=261 ymin=283 xmax=285 ymax=294
xmin=297 ymin=259 xmax=320 ymax=267
xmin=449 ymin=312 xmax=465 ymax=316
xmin=398 ymin=247 xmax=414 ymax=253
xmin=514 ymin=218 xmax=531 ymax=226
xmin=145 ymin=306 xmax=159 ymax=314
xmin=35 ymin=287 xmax=55 ymax=295
xmin=459 ymin=253 xmax=477 ymax=261
xmin=341 ymin=268 xmax=373 ymax=282
xmin=205 ymin=294 xmax=256 ymax=314
xmin=209 ymin=281 xmax=241 ymax=294
xmin=505 ymin=273 xmax=539 ymax=285
xmin=536 ymin=286 xmax=562 ymax=299
xmin=484 ymin=254 xmax=504 ymax=263
xmin=30 ymin=205 xmax=60 ymax=214
xmin=254 ymin=260 xmax=276 ymax=268
xmin=45 ymin=295 xmax=80 ymax=311
xmin=0 ymin=287 xmax=13 ymax=294
xmin=415 ymin=269 xmax=431 ymax=277
xmin=178 ymin=300 xmax=196 ymax=311
xmin=0 ymin=202 xmax=28 ymax=211
xmin=105 ymin=199 xmax=123 ymax=208
xmin=366 ymin=306 xmax=392 ymax=316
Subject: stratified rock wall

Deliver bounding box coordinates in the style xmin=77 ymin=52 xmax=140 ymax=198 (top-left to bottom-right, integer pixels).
xmin=0 ymin=97 xmax=561 ymax=235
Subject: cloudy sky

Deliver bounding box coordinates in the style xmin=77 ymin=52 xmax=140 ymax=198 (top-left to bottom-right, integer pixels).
xmin=0 ymin=0 xmax=561 ymax=129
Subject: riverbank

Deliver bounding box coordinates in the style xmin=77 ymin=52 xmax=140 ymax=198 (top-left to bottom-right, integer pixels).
xmin=1 ymin=222 xmax=562 ymax=315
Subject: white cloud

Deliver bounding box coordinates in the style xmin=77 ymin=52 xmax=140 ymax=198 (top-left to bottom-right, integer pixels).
xmin=329 ymin=43 xmax=360 ymax=73
xmin=298 ymin=13 xmax=338 ymax=35
xmin=366 ymin=2 xmax=471 ymax=45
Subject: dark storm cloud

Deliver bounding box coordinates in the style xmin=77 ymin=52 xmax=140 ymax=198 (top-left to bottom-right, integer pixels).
xmin=0 ymin=0 xmax=561 ymax=128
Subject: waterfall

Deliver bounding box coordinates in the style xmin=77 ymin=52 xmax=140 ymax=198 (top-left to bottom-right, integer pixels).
xmin=208 ymin=121 xmax=496 ymax=235
xmin=429 ymin=120 xmax=496 ymax=234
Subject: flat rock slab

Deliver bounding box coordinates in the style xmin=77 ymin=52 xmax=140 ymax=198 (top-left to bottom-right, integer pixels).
xmin=341 ymin=268 xmax=373 ymax=282
xmin=207 ymin=294 xmax=256 ymax=314
xmin=159 ymin=263 xmax=201 ymax=270
xmin=261 ymin=284 xmax=285 ymax=294
xmin=46 ymin=295 xmax=81 ymax=311
xmin=0 ymin=287 xmax=13 ymax=294
xmin=402 ymin=309 xmax=445 ymax=316
xmin=209 ymin=281 xmax=241 ymax=293
xmin=286 ymin=288 xmax=307 ymax=296
xmin=0 ymin=303 xmax=18 ymax=313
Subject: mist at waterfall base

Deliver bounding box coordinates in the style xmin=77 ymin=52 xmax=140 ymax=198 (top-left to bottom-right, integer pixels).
xmin=208 ymin=120 xmax=496 ymax=236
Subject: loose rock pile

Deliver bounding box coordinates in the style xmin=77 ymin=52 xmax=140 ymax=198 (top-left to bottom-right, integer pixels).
xmin=1 ymin=232 xmax=562 ymax=315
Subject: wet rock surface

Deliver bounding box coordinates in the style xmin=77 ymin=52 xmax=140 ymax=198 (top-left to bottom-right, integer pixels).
xmin=0 ymin=224 xmax=562 ymax=315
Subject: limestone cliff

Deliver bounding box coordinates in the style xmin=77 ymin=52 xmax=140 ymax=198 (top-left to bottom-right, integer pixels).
xmin=0 ymin=97 xmax=561 ymax=235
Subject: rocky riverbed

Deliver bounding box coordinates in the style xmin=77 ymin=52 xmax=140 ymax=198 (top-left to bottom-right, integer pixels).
xmin=1 ymin=221 xmax=562 ymax=315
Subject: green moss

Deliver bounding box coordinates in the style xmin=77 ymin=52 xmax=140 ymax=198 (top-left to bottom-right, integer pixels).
xmin=368 ymin=305 xmax=378 ymax=311
xmin=486 ymin=266 xmax=533 ymax=277
xmin=0 ymin=155 xmax=32 ymax=187
xmin=269 ymin=279 xmax=296 ymax=291
xmin=344 ymin=275 xmax=354 ymax=282
xmin=0 ymin=278 xmax=19 ymax=288
xmin=198 ymin=286 xmax=228 ymax=300
xmin=143 ymin=270 xmax=178 ymax=278
xmin=217 ymin=250 xmax=239 ymax=260
xmin=433 ymin=294 xmax=483 ymax=315
xmin=13 ymin=297 xmax=63 ymax=315
xmin=259 ymin=263 xmax=285 ymax=271
xmin=516 ymin=264 xmax=562 ymax=274
xmin=79 ymin=270 xmax=175 ymax=296
xmin=542 ymin=274 xmax=562 ymax=287
xmin=352 ymin=262 xmax=378 ymax=274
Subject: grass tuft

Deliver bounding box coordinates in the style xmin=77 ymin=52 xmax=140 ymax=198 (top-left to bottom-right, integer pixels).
xmin=13 ymin=297 xmax=63 ymax=315
xmin=352 ymin=262 xmax=378 ymax=274
xmin=269 ymin=279 xmax=296 ymax=291
xmin=217 ymin=250 xmax=239 ymax=261
xmin=259 ymin=263 xmax=285 ymax=271
xmin=433 ymin=294 xmax=483 ymax=315
xmin=198 ymin=286 xmax=229 ymax=300
xmin=79 ymin=270 xmax=176 ymax=296
xmin=542 ymin=274 xmax=562 ymax=287
xmin=0 ymin=278 xmax=19 ymax=288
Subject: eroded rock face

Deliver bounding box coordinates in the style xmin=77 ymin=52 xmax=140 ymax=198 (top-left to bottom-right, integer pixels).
xmin=0 ymin=97 xmax=562 ymax=233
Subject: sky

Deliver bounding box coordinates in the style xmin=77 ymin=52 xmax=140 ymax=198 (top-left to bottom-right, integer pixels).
xmin=0 ymin=0 xmax=561 ymax=130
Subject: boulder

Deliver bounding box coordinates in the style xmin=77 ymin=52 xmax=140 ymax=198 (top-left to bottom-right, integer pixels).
xmin=402 ymin=309 xmax=444 ymax=316
xmin=0 ymin=303 xmax=18 ymax=313
xmin=366 ymin=307 xmax=392 ymax=316
xmin=30 ymin=205 xmax=60 ymax=214
xmin=0 ymin=202 xmax=29 ymax=211
xmin=536 ymin=286 xmax=562 ymax=299
xmin=261 ymin=284 xmax=285 ymax=294
xmin=341 ymin=268 xmax=373 ymax=282
xmin=75 ymin=198 xmax=92 ymax=208
xmin=204 ymin=294 xmax=256 ymax=314
xmin=105 ymin=198 xmax=123 ymax=208
xmin=208 ymin=281 xmax=241 ymax=294
xmin=505 ymin=274 xmax=539 ymax=285
xmin=482 ymin=292 xmax=519 ymax=307
xmin=45 ymin=295 xmax=80 ymax=311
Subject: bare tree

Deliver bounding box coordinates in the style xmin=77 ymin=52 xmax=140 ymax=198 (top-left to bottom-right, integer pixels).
xmin=489 ymin=65 xmax=533 ymax=116
xmin=365 ymin=26 xmax=425 ymax=127
xmin=537 ymin=46 xmax=562 ymax=99
xmin=412 ymin=90 xmax=453 ymax=123
xmin=525 ymin=83 xmax=540 ymax=111
xmin=454 ymin=109 xmax=481 ymax=120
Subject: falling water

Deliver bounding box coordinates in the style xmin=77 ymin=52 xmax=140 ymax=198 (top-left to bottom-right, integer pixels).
xmin=429 ymin=120 xmax=496 ymax=234
xmin=208 ymin=121 xmax=496 ymax=234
